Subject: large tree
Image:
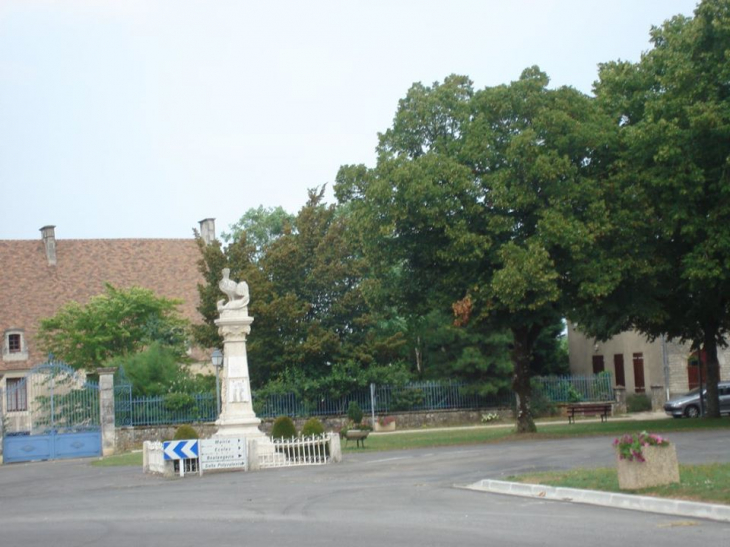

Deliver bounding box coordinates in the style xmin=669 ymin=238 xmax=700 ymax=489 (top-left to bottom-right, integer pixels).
xmin=38 ymin=284 xmax=189 ymax=371
xmin=337 ymin=69 xmax=616 ymax=432
xmin=587 ymin=0 xmax=730 ymax=416
xmin=194 ymin=189 xmax=404 ymax=388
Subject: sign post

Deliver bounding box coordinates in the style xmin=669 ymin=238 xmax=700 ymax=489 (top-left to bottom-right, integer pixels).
xmin=199 ymin=437 xmax=247 ymax=474
xmin=162 ymin=440 xmax=200 ymax=477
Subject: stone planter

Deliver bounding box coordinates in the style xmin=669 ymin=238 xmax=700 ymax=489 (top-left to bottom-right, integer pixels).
xmin=617 ymin=444 xmax=680 ymax=490
xmin=373 ymin=421 xmax=396 ymax=432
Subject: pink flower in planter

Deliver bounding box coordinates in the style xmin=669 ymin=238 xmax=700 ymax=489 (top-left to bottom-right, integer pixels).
xmin=614 ymin=431 xmax=670 ymax=462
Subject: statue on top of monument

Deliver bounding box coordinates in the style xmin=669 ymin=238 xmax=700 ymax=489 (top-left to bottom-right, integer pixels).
xmin=217 ymin=268 xmax=250 ymax=312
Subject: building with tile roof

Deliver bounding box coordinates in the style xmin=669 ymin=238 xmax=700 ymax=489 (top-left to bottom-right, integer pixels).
xmin=0 ymin=220 xmax=216 ymax=396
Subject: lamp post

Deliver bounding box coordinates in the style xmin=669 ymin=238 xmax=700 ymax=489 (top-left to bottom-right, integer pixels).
xmin=212 ymin=348 xmax=224 ymax=416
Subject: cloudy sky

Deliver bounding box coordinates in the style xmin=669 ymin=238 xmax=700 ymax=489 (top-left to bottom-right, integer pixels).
xmin=0 ymin=0 xmax=699 ymax=240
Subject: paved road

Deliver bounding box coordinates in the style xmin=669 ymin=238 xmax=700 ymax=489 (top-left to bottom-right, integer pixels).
xmin=0 ymin=431 xmax=728 ymax=547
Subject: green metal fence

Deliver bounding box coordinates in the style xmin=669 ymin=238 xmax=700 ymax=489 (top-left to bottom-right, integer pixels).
xmin=114 ymin=374 xmax=614 ymax=426
xmin=531 ymin=373 xmax=614 ymax=403
xmin=116 ymin=394 xmax=217 ymax=426
xmin=252 ymin=381 xmax=514 ymax=418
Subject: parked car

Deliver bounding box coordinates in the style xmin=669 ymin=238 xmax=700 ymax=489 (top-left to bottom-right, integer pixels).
xmin=663 ymin=381 xmax=730 ymax=418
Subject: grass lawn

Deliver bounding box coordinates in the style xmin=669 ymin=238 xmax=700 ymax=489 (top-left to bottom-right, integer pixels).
xmin=90 ymin=417 xmax=730 ymax=466
xmin=91 ymin=451 xmax=143 ymax=467
xmin=343 ymin=417 xmax=730 ymax=453
xmin=507 ymin=463 xmax=730 ymax=505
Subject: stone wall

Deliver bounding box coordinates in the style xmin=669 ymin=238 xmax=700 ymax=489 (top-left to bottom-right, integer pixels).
xmin=114 ymin=407 xmax=514 ymax=451
xmin=116 ymin=424 xmax=219 ymax=453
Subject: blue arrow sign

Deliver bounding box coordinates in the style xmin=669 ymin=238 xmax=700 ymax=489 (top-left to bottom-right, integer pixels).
xmin=163 ymin=440 xmax=199 ymax=460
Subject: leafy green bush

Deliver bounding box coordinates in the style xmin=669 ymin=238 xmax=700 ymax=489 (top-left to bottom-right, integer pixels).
xmin=173 ymin=424 xmax=199 ymax=440
xmin=271 ymin=416 xmax=297 ymax=439
xmin=347 ymin=402 xmax=364 ymax=425
xmin=301 ymin=417 xmax=325 ymax=436
xmin=530 ymin=386 xmax=558 ymax=418
xmin=109 ymin=342 xmax=214 ymax=397
xmin=626 ymin=394 xmax=652 ymax=413
xmin=389 ymin=388 xmax=425 ymax=411
xmin=164 ymin=392 xmax=195 ymax=411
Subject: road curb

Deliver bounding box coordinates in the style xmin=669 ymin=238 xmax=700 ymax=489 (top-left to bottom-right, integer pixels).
xmin=462 ymin=479 xmax=730 ymax=523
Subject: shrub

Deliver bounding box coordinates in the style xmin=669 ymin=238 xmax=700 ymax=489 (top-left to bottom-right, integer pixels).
xmin=347 ymin=401 xmax=364 ymax=425
xmin=271 ymin=416 xmax=297 ymax=439
xmin=626 ymin=394 xmax=652 ymax=413
xmin=389 ymin=388 xmax=425 ymax=411
xmin=301 ymin=417 xmax=325 ymax=436
xmin=164 ymin=392 xmax=196 ymax=411
xmin=173 ymin=424 xmax=199 ymax=440
xmin=529 ymin=382 xmax=558 ymax=418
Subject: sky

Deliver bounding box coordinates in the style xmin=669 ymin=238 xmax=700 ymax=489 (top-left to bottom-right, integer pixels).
xmin=0 ymin=0 xmax=700 ymax=241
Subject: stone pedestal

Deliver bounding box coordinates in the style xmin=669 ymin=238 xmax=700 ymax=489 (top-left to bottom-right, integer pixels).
xmin=213 ymin=310 xmax=266 ymax=441
xmin=617 ymin=445 xmax=680 ymax=490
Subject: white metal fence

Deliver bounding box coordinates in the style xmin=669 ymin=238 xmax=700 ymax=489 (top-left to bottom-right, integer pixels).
xmin=143 ymin=433 xmax=341 ymax=476
xmin=258 ymin=433 xmax=334 ymax=469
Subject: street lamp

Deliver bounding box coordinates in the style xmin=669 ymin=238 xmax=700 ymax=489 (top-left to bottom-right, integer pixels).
xmin=212 ymin=349 xmax=224 ymax=416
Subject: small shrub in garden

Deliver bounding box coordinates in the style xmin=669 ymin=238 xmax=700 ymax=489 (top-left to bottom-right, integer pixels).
xmin=347 ymin=402 xmax=364 ymax=425
xmin=173 ymin=424 xmax=199 ymax=440
xmin=271 ymin=416 xmax=297 ymax=439
xmin=301 ymin=417 xmax=325 ymax=436
xmin=529 ymin=384 xmax=558 ymax=418
xmin=389 ymin=388 xmax=425 ymax=411
xmin=626 ymin=394 xmax=652 ymax=413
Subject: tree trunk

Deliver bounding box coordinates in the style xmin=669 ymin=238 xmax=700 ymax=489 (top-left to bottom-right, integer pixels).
xmin=702 ymin=332 xmax=721 ymax=418
xmin=511 ymin=325 xmax=541 ymax=433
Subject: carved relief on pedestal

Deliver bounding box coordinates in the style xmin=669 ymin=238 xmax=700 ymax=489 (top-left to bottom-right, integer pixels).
xmin=228 ymin=379 xmax=250 ymax=403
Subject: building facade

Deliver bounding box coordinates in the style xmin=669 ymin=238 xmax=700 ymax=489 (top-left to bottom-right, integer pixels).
xmin=568 ymin=323 xmax=730 ymax=399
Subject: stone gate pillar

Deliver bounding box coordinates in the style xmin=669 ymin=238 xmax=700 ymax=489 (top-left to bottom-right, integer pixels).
xmin=651 ymin=385 xmax=666 ymax=412
xmin=98 ymin=367 xmax=116 ymax=456
xmin=614 ymin=386 xmax=627 ymax=415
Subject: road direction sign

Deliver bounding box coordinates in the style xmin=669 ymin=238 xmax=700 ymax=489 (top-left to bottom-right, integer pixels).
xmin=200 ymin=437 xmax=247 ymax=471
xmin=163 ymin=440 xmax=199 ymax=460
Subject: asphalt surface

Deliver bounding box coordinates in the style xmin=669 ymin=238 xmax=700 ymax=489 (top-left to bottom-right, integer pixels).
xmin=0 ymin=430 xmax=728 ymax=547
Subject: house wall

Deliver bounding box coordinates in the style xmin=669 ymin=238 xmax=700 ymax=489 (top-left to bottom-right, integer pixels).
xmin=568 ymin=323 xmax=730 ymax=399
xmin=568 ymin=324 xmax=665 ymax=393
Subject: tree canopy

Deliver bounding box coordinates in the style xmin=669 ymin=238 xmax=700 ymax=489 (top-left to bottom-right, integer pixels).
xmin=337 ymin=68 xmax=616 ymax=431
xmin=189 ymin=3 xmax=730 ymax=424
xmin=38 ymin=284 xmax=190 ymax=371
xmin=193 ymin=190 xmax=405 ymax=390
xmin=583 ymin=0 xmax=730 ymax=416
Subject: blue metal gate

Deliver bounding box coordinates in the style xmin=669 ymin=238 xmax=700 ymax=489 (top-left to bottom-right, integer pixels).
xmin=2 ymin=359 xmax=101 ymax=463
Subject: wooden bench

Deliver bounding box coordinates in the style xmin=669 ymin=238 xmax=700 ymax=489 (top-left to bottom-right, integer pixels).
xmin=344 ymin=429 xmax=369 ymax=448
xmin=567 ymin=403 xmax=612 ymax=424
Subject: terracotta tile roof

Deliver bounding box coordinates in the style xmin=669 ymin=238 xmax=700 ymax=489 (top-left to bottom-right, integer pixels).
xmin=0 ymin=237 xmax=204 ymax=371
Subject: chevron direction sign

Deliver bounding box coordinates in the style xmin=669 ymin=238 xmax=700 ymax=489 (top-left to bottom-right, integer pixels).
xmin=163 ymin=440 xmax=199 ymax=460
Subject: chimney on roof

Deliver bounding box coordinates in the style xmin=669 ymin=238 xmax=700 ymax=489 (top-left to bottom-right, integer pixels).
xmin=40 ymin=225 xmax=57 ymax=266
xmin=198 ymin=218 xmax=216 ymax=245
